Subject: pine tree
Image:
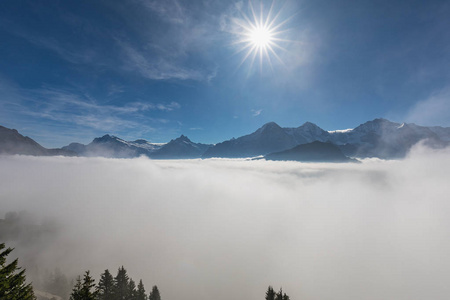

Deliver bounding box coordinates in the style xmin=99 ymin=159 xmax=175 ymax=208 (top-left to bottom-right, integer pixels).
xmin=149 ymin=285 xmax=161 ymax=300
xmin=275 ymin=288 xmax=283 ymax=300
xmin=0 ymin=243 xmax=36 ymax=300
xmin=81 ymin=271 xmax=97 ymax=300
xmin=265 ymin=286 xmax=276 ymax=300
xmin=269 ymin=287 xmax=289 ymax=300
xmin=136 ymin=280 xmax=147 ymax=300
xmin=97 ymin=269 xmax=114 ymax=300
xmin=69 ymin=271 xmax=97 ymax=300
xmin=69 ymin=276 xmax=83 ymax=300
xmin=127 ymin=278 xmax=137 ymax=300
xmin=113 ymin=266 xmax=129 ymax=300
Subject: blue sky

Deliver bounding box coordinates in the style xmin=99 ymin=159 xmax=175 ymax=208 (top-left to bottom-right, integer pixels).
xmin=1 ymin=0 xmax=449 ymax=147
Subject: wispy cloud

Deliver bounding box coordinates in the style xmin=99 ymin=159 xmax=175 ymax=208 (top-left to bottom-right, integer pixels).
xmin=118 ymin=41 xmax=211 ymax=81
xmin=137 ymin=0 xmax=187 ymax=24
xmin=113 ymin=0 xmax=220 ymax=82
xmin=6 ymin=25 xmax=98 ymax=65
xmin=405 ymin=87 xmax=450 ymax=127
xmin=251 ymin=109 xmax=263 ymax=117
xmin=0 ymin=80 xmax=182 ymax=144
xmin=156 ymin=102 xmax=181 ymax=111
xmin=107 ymin=84 xmax=125 ymax=96
xmin=3 ymin=3 xmax=218 ymax=83
xmin=34 ymin=88 xmax=181 ymax=114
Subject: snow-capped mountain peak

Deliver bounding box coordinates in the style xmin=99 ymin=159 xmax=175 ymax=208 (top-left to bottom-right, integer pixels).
xmin=3 ymin=117 xmax=449 ymax=160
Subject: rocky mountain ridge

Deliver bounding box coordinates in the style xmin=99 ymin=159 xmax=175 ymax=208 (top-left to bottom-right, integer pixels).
xmin=0 ymin=126 xmax=75 ymax=157
xmin=1 ymin=118 xmax=449 ymax=160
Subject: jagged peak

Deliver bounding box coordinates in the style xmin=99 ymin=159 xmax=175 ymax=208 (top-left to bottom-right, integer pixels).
xmin=251 ymin=122 xmax=284 ymax=136
xmin=261 ymin=121 xmax=281 ymax=129
xmin=256 ymin=122 xmax=282 ymax=133
xmin=173 ymin=135 xmax=192 ymax=143
xmin=300 ymin=121 xmax=321 ymax=129
xmin=92 ymin=134 xmax=124 ymax=143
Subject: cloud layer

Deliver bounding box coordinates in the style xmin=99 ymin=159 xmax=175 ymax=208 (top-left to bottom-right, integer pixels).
xmin=1 ymin=145 xmax=450 ymax=300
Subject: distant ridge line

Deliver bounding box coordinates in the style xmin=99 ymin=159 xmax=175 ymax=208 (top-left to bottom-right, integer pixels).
xmin=1 ymin=118 xmax=449 ymax=160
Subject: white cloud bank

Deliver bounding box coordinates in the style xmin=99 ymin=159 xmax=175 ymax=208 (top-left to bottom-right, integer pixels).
xmin=1 ymin=144 xmax=450 ymax=300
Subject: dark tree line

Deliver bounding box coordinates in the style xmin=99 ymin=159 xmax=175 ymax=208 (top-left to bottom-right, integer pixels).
xmin=0 ymin=242 xmax=36 ymax=300
xmin=70 ymin=266 xmax=160 ymax=300
xmin=1 ymin=239 xmax=292 ymax=300
xmin=266 ymin=286 xmax=290 ymax=300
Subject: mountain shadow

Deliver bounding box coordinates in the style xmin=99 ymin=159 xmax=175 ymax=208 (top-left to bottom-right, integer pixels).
xmin=265 ymin=141 xmax=356 ymax=162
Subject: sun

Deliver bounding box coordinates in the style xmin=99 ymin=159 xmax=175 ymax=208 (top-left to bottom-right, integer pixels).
xmin=249 ymin=25 xmax=273 ymax=49
xmin=232 ymin=0 xmax=290 ymax=71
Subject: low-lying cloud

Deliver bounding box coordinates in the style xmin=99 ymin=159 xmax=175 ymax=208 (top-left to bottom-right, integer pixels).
xmin=1 ymin=144 xmax=450 ymax=300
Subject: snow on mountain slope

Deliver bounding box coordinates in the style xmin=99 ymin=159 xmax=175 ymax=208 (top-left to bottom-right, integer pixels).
xmin=63 ymin=135 xmax=165 ymax=158
xmin=328 ymin=128 xmax=353 ymax=134
xmin=4 ymin=118 xmax=449 ymax=160
xmin=327 ymin=119 xmax=447 ymax=158
xmin=127 ymin=139 xmax=165 ymax=151
xmin=204 ymin=118 xmax=450 ymax=159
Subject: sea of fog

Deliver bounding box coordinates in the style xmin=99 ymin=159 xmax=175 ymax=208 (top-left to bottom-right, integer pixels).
xmin=1 ymin=143 xmax=450 ymax=300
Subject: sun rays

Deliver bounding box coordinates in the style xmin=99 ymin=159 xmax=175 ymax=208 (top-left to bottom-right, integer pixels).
xmin=232 ymin=0 xmax=292 ymax=72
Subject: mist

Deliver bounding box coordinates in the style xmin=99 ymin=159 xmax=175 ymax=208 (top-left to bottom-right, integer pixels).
xmin=1 ymin=144 xmax=450 ymax=300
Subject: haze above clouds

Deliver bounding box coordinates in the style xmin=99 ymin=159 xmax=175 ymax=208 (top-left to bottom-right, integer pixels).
xmin=1 ymin=145 xmax=450 ymax=300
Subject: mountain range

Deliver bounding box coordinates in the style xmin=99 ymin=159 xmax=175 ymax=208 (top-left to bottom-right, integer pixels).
xmin=0 ymin=125 xmax=75 ymax=157
xmin=62 ymin=134 xmax=212 ymax=159
xmin=1 ymin=118 xmax=449 ymax=161
xmin=204 ymin=118 xmax=449 ymax=159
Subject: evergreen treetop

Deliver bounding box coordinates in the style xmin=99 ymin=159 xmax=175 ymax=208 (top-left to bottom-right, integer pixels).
xmin=69 ymin=271 xmax=97 ymax=300
xmin=149 ymin=285 xmax=161 ymax=300
xmin=265 ymin=286 xmax=276 ymax=300
xmin=0 ymin=243 xmax=36 ymax=300
xmin=268 ymin=286 xmax=290 ymax=300
xmin=97 ymin=269 xmax=114 ymax=300
xmin=114 ymin=266 xmax=130 ymax=300
xmin=136 ymin=279 xmax=147 ymax=300
xmin=127 ymin=278 xmax=137 ymax=300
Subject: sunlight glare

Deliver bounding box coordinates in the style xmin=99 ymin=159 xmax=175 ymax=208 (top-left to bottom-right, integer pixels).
xmin=232 ymin=0 xmax=291 ymax=72
xmin=250 ymin=26 xmax=272 ymax=49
